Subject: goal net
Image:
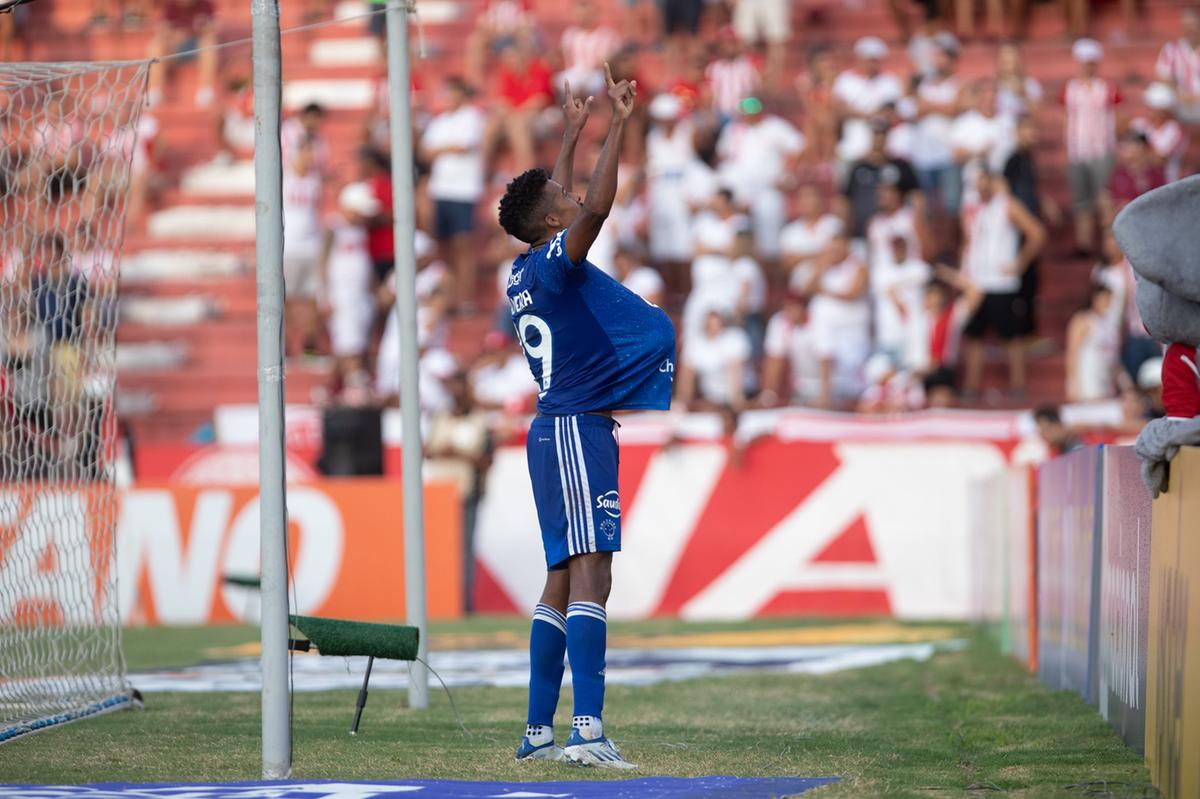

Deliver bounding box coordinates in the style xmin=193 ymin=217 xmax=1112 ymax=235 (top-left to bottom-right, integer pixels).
xmin=0 ymin=61 xmax=149 ymax=742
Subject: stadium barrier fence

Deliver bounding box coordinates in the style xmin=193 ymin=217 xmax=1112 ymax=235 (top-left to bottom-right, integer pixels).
xmin=1037 ymin=447 xmax=1104 ymax=702
xmin=969 ymin=464 xmax=1037 ymax=671
xmin=1097 ymin=445 xmax=1152 ymax=753
xmin=1145 ymin=446 xmax=1200 ymax=799
xmin=1031 ymin=443 xmax=1200 ymax=797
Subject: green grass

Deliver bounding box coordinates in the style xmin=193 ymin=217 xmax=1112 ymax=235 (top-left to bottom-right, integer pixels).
xmin=5 ymin=620 xmax=1151 ymax=797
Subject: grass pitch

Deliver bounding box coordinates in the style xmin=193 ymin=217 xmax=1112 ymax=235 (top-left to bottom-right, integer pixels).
xmin=2 ymin=618 xmax=1151 ymax=797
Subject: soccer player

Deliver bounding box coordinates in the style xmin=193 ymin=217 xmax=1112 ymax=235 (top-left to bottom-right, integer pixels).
xmin=498 ymin=66 xmax=675 ymax=769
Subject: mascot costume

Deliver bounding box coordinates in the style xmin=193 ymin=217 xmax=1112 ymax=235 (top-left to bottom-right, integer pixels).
xmin=1112 ymin=175 xmax=1200 ymax=496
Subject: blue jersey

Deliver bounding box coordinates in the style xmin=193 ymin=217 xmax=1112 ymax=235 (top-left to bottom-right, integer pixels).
xmin=507 ymin=230 xmax=676 ymax=415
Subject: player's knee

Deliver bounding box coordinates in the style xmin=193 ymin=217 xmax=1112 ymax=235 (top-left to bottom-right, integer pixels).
xmin=540 ymin=569 xmax=570 ymax=611
xmin=568 ymin=553 xmax=612 ymax=604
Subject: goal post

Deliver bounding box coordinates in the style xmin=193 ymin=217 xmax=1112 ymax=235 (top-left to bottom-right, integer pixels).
xmin=0 ymin=60 xmax=149 ymax=742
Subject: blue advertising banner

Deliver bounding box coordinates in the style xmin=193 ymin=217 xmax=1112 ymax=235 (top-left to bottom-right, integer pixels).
xmin=1037 ymin=446 xmax=1102 ymax=702
xmin=0 ymin=778 xmax=840 ymax=799
xmin=1098 ymin=446 xmax=1152 ymax=752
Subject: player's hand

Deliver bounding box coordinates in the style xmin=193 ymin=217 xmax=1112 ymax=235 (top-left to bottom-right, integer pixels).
xmin=604 ymin=63 xmax=637 ymax=121
xmin=562 ymin=81 xmax=594 ymax=133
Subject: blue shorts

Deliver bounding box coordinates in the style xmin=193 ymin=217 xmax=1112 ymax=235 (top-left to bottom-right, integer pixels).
xmin=527 ymin=414 xmax=621 ymax=570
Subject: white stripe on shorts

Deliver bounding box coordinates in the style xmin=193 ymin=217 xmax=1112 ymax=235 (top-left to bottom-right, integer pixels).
xmin=570 ymin=417 xmax=597 ymax=553
xmin=554 ymin=418 xmax=580 ymax=556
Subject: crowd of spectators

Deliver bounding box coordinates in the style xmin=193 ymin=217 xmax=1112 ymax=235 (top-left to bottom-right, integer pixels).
xmin=258 ymin=1 xmax=1197 ymax=427
xmin=25 ymin=0 xmax=1196 ymax=433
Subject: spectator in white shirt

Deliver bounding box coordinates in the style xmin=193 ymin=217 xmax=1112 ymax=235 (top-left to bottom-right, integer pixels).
xmin=832 ymin=37 xmax=904 ymax=169
xmin=705 ymin=29 xmax=762 ymax=121
xmin=559 ymin=0 xmax=621 ymax=96
xmin=867 ymin=179 xmax=928 ymax=276
xmin=1062 ymin=38 xmax=1121 ymax=258
xmin=959 ymin=170 xmax=1046 ymax=399
xmin=873 ymin=235 xmax=932 ymax=367
xmin=678 ymin=309 xmax=754 ymax=411
xmin=951 ymin=81 xmax=1010 ymax=206
xmin=1132 ymin=83 xmax=1187 ymax=183
xmin=1065 ymin=282 xmax=1119 ymax=402
xmin=684 ymin=189 xmax=748 ymax=341
xmin=994 ymin=43 xmax=1043 ymax=123
xmin=282 ymin=140 xmax=324 ymax=357
xmin=716 ymin=97 xmax=806 ymax=261
xmin=281 ymin=103 xmax=330 ymax=178
xmin=1155 ymin=8 xmax=1200 ymax=125
xmin=320 ymin=182 xmax=379 ymax=388
xmin=730 ymin=228 xmax=768 ymax=355
xmin=912 ymin=38 xmax=962 ymax=218
xmin=612 ymin=248 xmax=665 ymax=306
xmin=420 ymin=78 xmax=487 ymax=309
xmin=780 ymin=184 xmax=843 ymax=291
xmin=645 ymin=93 xmax=717 ymax=275
xmin=761 ymin=291 xmax=821 ymax=407
xmin=730 ymin=0 xmax=789 ymax=86
xmin=795 ymin=231 xmax=871 ymax=407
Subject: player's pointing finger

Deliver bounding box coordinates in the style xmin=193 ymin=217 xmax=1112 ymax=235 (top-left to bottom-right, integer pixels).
xmin=603 ymin=62 xmax=614 ymax=87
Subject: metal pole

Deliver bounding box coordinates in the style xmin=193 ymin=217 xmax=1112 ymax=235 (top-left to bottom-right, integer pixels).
xmin=386 ymin=0 xmax=429 ymax=709
xmin=251 ymin=0 xmax=292 ymax=777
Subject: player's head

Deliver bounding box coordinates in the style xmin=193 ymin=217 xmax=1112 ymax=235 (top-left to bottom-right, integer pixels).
xmin=498 ymin=168 xmax=582 ymax=244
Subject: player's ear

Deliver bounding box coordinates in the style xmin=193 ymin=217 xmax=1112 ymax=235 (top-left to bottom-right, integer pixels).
xmin=544 ymin=211 xmax=561 ymax=231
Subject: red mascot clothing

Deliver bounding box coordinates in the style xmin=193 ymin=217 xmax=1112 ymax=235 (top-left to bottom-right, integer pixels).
xmin=1162 ymin=342 xmax=1200 ymax=419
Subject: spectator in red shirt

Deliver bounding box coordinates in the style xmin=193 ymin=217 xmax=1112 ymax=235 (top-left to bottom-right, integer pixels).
xmin=1161 ymin=343 xmax=1200 ymax=419
xmin=487 ymin=40 xmax=555 ymax=173
xmin=358 ymin=147 xmax=395 ymax=286
xmin=147 ymin=0 xmax=218 ymax=107
xmin=1101 ymin=133 xmax=1167 ymax=222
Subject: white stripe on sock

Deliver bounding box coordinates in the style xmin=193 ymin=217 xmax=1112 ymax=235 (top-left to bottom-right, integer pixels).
xmin=567 ymin=601 xmax=606 ymax=617
xmin=533 ymin=611 xmax=566 ymax=634
xmin=566 ymin=607 xmax=608 ymax=623
xmin=536 ymin=603 xmax=566 ymax=623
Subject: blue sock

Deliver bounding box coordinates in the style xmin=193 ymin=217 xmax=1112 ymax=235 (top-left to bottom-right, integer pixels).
xmin=526 ymin=603 xmax=566 ymax=728
xmin=566 ymin=601 xmax=607 ymax=728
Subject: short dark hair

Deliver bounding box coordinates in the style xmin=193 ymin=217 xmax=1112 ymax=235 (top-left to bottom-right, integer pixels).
xmin=301 ymin=102 xmax=325 ymax=117
xmin=1033 ymin=404 xmax=1062 ymax=425
xmin=498 ymin=168 xmax=550 ymax=243
xmin=358 ymin=146 xmax=390 ymax=172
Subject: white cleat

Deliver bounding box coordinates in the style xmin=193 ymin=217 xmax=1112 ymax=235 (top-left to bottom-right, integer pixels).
xmin=562 ymin=730 xmax=637 ymax=769
xmin=515 ymin=736 xmax=566 ymax=762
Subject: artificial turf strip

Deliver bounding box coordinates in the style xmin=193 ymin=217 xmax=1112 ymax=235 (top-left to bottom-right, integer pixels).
xmin=3 ymin=622 xmax=1151 ymax=797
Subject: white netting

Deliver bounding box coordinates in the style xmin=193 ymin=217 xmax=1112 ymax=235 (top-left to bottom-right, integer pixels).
xmin=0 ymin=61 xmax=149 ymax=742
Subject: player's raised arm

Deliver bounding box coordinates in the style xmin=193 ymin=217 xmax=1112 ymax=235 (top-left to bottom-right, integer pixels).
xmin=551 ymin=81 xmax=593 ymax=192
xmin=562 ymin=63 xmax=636 ymax=265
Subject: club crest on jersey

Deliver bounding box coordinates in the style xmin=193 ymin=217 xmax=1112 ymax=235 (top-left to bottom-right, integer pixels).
xmin=595 ymin=490 xmax=621 ymax=518
xmin=600 ymin=518 xmax=617 ymax=541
